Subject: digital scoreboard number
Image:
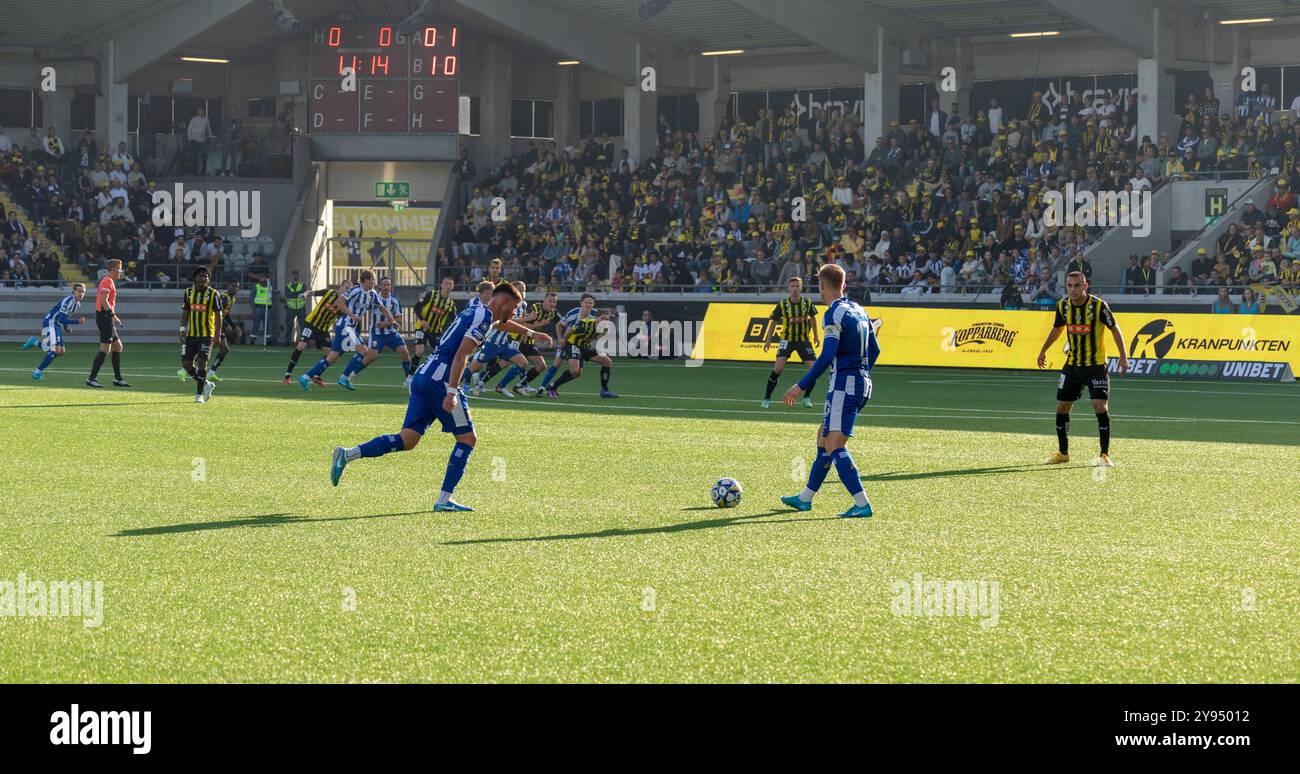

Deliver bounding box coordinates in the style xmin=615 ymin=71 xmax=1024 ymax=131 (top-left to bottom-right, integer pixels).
xmin=310 ymin=23 xmax=459 ymax=134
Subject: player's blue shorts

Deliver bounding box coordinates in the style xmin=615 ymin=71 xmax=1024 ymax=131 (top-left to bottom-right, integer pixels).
xmin=331 ymin=319 xmax=361 ymax=352
xmin=40 ymin=324 xmax=64 ymax=352
xmin=403 ymin=359 xmax=474 ymax=436
xmin=368 ymin=328 xmax=406 ymax=353
xmin=821 ymin=367 xmax=872 ymax=437
xmin=473 ymin=338 xmax=519 ymax=363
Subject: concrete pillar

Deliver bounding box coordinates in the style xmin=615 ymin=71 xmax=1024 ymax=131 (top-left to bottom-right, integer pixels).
xmin=41 ymin=87 xmax=73 ymax=135
xmin=554 ymin=64 xmax=581 ymax=153
xmin=478 ymin=40 xmax=512 ymax=176
xmin=952 ymin=35 xmax=974 ymax=118
xmin=1137 ymin=6 xmax=1176 ymax=145
xmin=696 ymin=58 xmax=731 ymax=140
xmin=623 ymin=45 xmax=658 ymax=164
xmin=96 ymin=41 xmax=129 ymax=153
xmin=1208 ymin=29 xmax=1245 ymax=117
xmin=863 ymin=26 xmax=900 ymax=149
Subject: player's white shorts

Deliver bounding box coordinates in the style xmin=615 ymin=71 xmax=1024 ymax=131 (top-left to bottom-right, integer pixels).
xmin=40 ymin=325 xmax=63 ymax=353
xmin=822 ymin=368 xmax=872 ymax=437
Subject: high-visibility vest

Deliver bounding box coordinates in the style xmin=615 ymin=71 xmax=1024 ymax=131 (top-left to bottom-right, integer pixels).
xmin=284 ymin=281 xmax=305 ymax=310
xmin=253 ymin=282 xmax=272 ymax=306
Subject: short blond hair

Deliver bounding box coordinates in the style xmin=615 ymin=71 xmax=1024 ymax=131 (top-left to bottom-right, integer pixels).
xmin=476 ymin=280 xmax=495 ymax=294
xmin=818 ymin=263 xmax=846 ymax=289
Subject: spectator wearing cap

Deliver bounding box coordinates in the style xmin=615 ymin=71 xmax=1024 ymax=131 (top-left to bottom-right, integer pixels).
xmin=1190 ymin=247 xmax=1213 ymax=285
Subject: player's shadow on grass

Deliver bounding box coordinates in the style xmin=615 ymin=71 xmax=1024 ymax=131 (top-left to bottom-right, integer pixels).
xmin=862 ymin=463 xmax=1080 ymax=482
xmin=444 ymin=508 xmax=837 ymax=546
xmin=111 ymin=510 xmax=430 ymax=537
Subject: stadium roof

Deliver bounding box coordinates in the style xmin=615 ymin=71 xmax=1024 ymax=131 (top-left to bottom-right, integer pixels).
xmin=0 ymin=0 xmax=177 ymax=48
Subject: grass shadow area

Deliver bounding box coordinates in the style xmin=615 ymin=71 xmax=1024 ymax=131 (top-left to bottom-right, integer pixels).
xmin=111 ymin=510 xmax=432 ymax=537
xmin=444 ymin=508 xmax=841 ymax=546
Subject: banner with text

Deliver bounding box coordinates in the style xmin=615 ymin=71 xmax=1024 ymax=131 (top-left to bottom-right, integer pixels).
xmin=692 ymin=304 xmax=1300 ymax=374
xmin=331 ymin=205 xmax=440 ymax=241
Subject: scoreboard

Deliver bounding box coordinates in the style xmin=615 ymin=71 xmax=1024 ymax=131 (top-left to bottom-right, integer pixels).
xmin=309 ymin=23 xmax=459 ymax=134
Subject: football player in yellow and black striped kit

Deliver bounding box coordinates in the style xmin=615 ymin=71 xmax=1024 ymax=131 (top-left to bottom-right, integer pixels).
xmin=283 ymin=279 xmax=351 ymax=383
xmin=505 ymin=291 xmax=561 ymax=395
xmin=1036 ymin=271 xmax=1129 ymax=466
xmin=413 ymin=276 xmax=458 ymax=362
xmin=178 ymin=266 xmax=223 ymax=403
xmin=539 ymin=294 xmax=616 ymax=398
xmin=761 ymin=276 xmax=821 ymax=408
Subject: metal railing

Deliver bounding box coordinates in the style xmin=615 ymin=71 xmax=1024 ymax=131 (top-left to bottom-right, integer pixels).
xmin=327 ymin=238 xmax=429 ymax=287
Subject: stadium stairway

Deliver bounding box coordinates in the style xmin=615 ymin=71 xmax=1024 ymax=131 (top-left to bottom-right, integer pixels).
xmin=0 ymin=286 xmax=254 ymax=344
xmin=1160 ymin=175 xmax=1276 ymax=284
xmin=0 ymin=191 xmax=88 ymax=285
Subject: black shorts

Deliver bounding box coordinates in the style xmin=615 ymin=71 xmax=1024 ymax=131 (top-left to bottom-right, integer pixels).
xmin=1057 ymin=365 xmax=1110 ymax=402
xmin=776 ymin=340 xmax=817 ymax=362
xmin=221 ymin=318 xmax=239 ymax=340
xmin=298 ymin=324 xmax=331 ymax=349
xmin=96 ymin=311 xmax=119 ymax=344
xmin=412 ymin=329 xmax=427 ymax=345
xmin=182 ymin=336 xmax=212 ymax=361
xmin=519 ymin=342 xmax=543 ymax=358
xmin=562 ymin=344 xmax=598 ymax=362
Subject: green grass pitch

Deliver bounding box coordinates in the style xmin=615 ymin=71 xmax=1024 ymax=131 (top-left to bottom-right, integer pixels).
xmin=1 ymin=343 xmax=1296 ymax=682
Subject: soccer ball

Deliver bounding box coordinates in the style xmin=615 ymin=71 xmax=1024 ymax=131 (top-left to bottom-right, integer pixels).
xmin=711 ymin=477 xmax=742 ymax=508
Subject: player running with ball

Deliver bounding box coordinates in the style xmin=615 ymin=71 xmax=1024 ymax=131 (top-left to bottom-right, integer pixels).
xmin=329 ymin=281 xmax=552 ymax=512
xmin=780 ymin=264 xmax=880 ymax=518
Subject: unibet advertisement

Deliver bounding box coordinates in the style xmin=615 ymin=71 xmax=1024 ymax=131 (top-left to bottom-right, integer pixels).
xmin=332 ymin=205 xmax=440 ymax=240
xmin=692 ymin=304 xmax=1300 ymax=376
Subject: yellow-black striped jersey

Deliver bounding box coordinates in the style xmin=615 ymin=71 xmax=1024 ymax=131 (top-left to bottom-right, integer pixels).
xmin=183 ymin=286 xmax=222 ymax=338
xmin=415 ymin=289 xmax=457 ymax=337
xmin=565 ymin=314 xmax=601 ymax=347
xmin=517 ymin=302 xmax=558 ymax=344
xmin=305 ymin=288 xmax=340 ymax=329
xmin=770 ymin=296 xmax=818 ymax=342
xmin=1053 ymin=294 xmax=1116 ymax=367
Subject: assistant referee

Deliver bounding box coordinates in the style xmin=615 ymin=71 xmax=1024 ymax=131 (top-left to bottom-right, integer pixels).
xmin=1036 ymin=271 xmax=1128 ymax=466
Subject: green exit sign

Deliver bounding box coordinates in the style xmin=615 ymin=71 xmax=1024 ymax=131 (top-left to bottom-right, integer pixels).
xmin=375 ymin=181 xmax=411 ymax=199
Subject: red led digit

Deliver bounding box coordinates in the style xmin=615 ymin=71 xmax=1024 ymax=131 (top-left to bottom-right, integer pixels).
xmin=379 ymin=26 xmax=391 ymax=47
xmin=328 ymin=26 xmax=341 ymax=46
xmin=443 ymin=55 xmax=457 ymax=76
xmin=372 ymin=55 xmax=389 ymax=75
xmin=423 ymin=27 xmax=437 ymax=47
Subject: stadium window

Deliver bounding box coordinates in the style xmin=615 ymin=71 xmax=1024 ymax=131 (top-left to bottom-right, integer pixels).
xmin=509 ymin=99 xmax=554 ymax=139
xmin=579 ymin=100 xmax=593 ymax=138
xmin=139 ymin=96 xmax=173 ymax=134
xmin=70 ymin=93 xmax=95 ymax=131
xmin=469 ymin=96 xmax=480 ymax=135
xmin=247 ymin=97 xmax=276 ymax=118
xmin=593 ymin=97 xmax=622 ymax=136
xmin=736 ymin=92 xmax=766 ymax=125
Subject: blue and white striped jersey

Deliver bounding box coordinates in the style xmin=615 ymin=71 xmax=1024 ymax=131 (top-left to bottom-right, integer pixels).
xmin=431 ymin=303 xmax=494 ymax=363
xmin=342 ymin=285 xmax=383 ymax=319
xmin=42 ymin=294 xmax=81 ymax=327
xmin=798 ymin=297 xmax=880 ymax=392
xmin=371 ymin=292 xmax=402 ymax=330
xmin=485 ymin=299 xmax=528 ymax=347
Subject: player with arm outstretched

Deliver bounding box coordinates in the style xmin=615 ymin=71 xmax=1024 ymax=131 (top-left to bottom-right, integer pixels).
xmin=780 ymin=264 xmax=881 ymax=518
xmin=339 ymin=277 xmax=414 ymax=387
xmin=502 ymin=291 xmax=559 ymax=395
xmin=283 ymin=279 xmax=352 ymax=384
xmin=1036 ymin=270 xmax=1128 ymax=466
xmin=298 ymin=270 xmax=398 ymax=391
xmin=25 ymin=284 xmax=87 ymax=380
xmin=328 ymin=281 xmax=553 ymax=512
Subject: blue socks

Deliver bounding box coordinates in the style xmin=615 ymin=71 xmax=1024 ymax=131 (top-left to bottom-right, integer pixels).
xmin=36 ymin=351 xmax=57 ymax=371
xmin=401 ymin=360 xmax=413 ymax=377
xmin=343 ymin=354 xmax=367 ymax=377
xmin=440 ymin=441 xmax=474 ymax=496
xmin=358 ymin=433 xmax=404 ymax=458
xmin=498 ymin=365 xmax=523 ymax=388
xmin=831 ymin=448 xmax=869 ymax=506
xmin=800 ymin=446 xmax=832 ymax=500
xmin=306 ymin=357 xmax=330 ymax=378
xmin=539 ymin=365 xmax=558 ymax=387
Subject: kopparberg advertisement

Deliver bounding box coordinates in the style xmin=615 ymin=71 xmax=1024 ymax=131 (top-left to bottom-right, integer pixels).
xmin=692 ymin=304 xmax=1300 ymax=376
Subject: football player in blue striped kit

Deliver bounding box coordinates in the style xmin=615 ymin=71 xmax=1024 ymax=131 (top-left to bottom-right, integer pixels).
xmin=329 ymin=281 xmax=553 ymax=512
xmin=24 ymin=283 xmax=87 ymax=379
xmin=338 ymin=277 xmax=414 ymax=388
xmin=298 ymin=270 xmax=399 ymax=391
xmin=780 ymin=264 xmax=881 ymax=518
xmin=467 ymin=281 xmax=531 ymax=396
